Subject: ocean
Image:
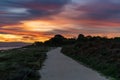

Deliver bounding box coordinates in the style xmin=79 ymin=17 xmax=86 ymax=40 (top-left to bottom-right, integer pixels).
xmin=0 ymin=47 xmax=19 ymax=50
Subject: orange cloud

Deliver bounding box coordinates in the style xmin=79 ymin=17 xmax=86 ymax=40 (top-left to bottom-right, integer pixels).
xmin=0 ymin=15 xmax=120 ymax=43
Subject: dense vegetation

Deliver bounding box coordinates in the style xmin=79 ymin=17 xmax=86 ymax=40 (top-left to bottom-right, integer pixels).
xmin=61 ymin=34 xmax=120 ymax=80
xmin=0 ymin=46 xmax=49 ymax=80
xmin=2 ymin=34 xmax=119 ymax=80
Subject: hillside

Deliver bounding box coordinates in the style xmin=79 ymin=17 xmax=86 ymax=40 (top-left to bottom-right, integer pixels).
xmin=0 ymin=42 xmax=31 ymax=47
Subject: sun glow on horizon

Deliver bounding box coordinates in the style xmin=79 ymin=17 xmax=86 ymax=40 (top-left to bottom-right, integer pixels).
xmin=0 ymin=19 xmax=120 ymax=43
xmin=22 ymin=21 xmax=55 ymax=32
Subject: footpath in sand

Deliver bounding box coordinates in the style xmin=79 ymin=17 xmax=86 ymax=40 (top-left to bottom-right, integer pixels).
xmin=40 ymin=48 xmax=109 ymax=80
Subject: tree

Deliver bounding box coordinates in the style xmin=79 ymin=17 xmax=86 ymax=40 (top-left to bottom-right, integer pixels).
xmin=77 ymin=34 xmax=86 ymax=42
xmin=44 ymin=34 xmax=66 ymax=46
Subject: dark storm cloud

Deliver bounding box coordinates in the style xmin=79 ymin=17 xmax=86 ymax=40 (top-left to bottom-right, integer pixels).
xmin=74 ymin=0 xmax=120 ymax=23
xmin=0 ymin=0 xmax=70 ymax=26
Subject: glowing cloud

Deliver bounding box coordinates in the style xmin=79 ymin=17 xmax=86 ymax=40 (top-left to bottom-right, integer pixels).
xmin=0 ymin=0 xmax=120 ymax=42
xmin=22 ymin=21 xmax=56 ymax=32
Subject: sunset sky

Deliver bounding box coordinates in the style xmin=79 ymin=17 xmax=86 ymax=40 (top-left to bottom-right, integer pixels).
xmin=0 ymin=0 xmax=120 ymax=43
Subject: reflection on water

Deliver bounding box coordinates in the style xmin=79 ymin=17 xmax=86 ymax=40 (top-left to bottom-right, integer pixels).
xmin=0 ymin=47 xmax=19 ymax=50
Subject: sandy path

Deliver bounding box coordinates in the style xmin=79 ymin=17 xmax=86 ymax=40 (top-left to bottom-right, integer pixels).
xmin=39 ymin=48 xmax=109 ymax=80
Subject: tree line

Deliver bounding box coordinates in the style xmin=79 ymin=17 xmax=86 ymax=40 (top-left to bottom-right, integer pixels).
xmin=31 ymin=34 xmax=120 ymax=47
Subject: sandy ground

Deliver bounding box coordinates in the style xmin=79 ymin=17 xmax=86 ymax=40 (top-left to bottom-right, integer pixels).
xmin=39 ymin=47 xmax=109 ymax=80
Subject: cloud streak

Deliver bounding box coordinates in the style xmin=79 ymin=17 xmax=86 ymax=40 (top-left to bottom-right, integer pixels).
xmin=0 ymin=0 xmax=70 ymax=25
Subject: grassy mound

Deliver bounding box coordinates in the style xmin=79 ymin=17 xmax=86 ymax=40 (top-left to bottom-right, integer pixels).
xmin=0 ymin=47 xmax=49 ymax=80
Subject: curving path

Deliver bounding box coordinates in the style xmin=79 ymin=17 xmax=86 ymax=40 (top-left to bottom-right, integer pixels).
xmin=39 ymin=48 xmax=109 ymax=80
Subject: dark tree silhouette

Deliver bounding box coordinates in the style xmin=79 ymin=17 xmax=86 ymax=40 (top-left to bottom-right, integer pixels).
xmin=44 ymin=34 xmax=67 ymax=46
xmin=77 ymin=34 xmax=86 ymax=42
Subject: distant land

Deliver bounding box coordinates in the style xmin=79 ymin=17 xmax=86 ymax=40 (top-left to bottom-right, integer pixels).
xmin=0 ymin=42 xmax=31 ymax=47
